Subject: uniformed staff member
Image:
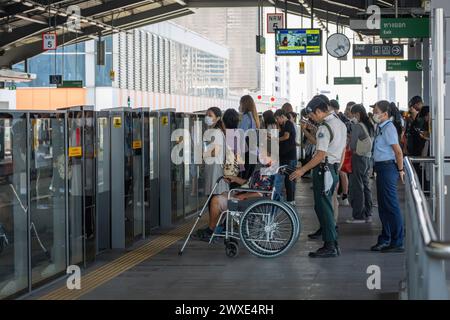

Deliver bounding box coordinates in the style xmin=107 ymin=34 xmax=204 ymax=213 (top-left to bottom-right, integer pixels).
xmin=289 ymin=96 xmax=347 ymax=258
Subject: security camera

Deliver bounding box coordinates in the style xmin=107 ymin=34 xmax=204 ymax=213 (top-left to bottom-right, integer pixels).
xmin=365 ymin=66 xmax=370 ymax=73
xmin=409 ymin=39 xmax=415 ymax=47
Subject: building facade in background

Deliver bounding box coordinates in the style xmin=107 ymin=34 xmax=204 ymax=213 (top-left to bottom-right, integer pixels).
xmin=5 ymin=21 xmax=288 ymax=111
xmin=175 ymin=8 xmax=261 ymax=94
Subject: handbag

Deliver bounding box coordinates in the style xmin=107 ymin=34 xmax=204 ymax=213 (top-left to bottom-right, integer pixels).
xmin=341 ymin=146 xmax=353 ymax=173
xmin=355 ymin=123 xmax=372 ymax=156
xmin=223 ymin=145 xmax=240 ymax=177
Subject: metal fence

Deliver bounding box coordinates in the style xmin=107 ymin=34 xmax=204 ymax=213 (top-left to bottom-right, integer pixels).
xmin=404 ymin=156 xmax=450 ymax=299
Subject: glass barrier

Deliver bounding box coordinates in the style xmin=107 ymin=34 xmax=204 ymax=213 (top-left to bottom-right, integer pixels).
xmin=29 ymin=112 xmax=66 ymax=287
xmin=0 ymin=112 xmax=28 ymax=298
xmin=132 ymin=111 xmax=143 ymax=240
xmin=96 ymin=114 xmax=110 ymax=252
xmin=148 ymin=113 xmax=159 ymax=230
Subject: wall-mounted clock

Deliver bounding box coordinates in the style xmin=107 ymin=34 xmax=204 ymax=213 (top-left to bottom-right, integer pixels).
xmin=326 ymin=33 xmax=351 ymax=58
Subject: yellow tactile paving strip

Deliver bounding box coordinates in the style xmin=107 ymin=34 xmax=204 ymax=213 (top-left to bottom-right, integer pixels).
xmin=39 ymin=217 xmax=206 ymax=300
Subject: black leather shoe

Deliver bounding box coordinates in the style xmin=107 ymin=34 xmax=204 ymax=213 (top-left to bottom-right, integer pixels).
xmin=381 ymin=245 xmax=405 ymax=253
xmin=370 ymin=243 xmax=390 ymax=251
xmin=308 ymin=242 xmax=339 ymax=258
xmin=308 ymin=228 xmax=322 ymax=240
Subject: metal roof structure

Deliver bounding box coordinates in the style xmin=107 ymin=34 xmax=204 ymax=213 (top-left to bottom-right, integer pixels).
xmin=0 ymin=0 xmax=194 ymax=67
xmin=0 ymin=0 xmax=426 ymax=68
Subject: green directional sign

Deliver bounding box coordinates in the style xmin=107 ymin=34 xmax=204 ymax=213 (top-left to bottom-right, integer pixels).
xmin=386 ymin=60 xmax=423 ymax=71
xmin=334 ymin=77 xmax=362 ymax=85
xmin=380 ymin=18 xmax=430 ymax=38
xmin=57 ymin=80 xmax=83 ymax=88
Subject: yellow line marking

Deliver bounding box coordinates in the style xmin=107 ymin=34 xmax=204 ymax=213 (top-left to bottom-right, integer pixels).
xmin=39 ymin=217 xmax=206 ymax=300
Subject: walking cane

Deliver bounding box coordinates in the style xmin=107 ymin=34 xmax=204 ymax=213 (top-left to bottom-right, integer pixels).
xmin=178 ymin=176 xmax=224 ymax=255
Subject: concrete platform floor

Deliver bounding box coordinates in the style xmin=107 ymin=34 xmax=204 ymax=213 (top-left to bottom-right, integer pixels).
xmin=27 ymin=177 xmax=405 ymax=300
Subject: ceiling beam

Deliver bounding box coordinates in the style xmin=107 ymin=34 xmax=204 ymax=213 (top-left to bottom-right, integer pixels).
xmin=0 ymin=0 xmax=168 ymax=50
xmin=0 ymin=4 xmax=193 ymax=68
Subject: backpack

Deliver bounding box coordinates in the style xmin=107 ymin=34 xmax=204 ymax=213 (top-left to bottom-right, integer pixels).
xmin=355 ymin=122 xmax=373 ymax=156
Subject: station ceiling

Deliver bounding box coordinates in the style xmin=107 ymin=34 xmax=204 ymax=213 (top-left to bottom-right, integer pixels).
xmin=0 ymin=0 xmax=425 ymax=68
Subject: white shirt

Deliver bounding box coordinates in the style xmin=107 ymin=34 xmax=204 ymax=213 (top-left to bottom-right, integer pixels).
xmin=315 ymin=113 xmax=347 ymax=164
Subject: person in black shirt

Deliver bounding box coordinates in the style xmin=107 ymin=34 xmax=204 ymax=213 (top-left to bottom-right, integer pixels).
xmin=274 ymin=109 xmax=297 ymax=204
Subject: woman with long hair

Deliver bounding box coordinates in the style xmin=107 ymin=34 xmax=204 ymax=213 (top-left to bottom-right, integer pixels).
xmin=203 ymin=107 xmax=228 ymax=196
xmin=192 ymin=107 xmax=229 ymax=241
xmin=370 ymin=100 xmax=405 ymax=252
xmin=239 ymin=95 xmax=260 ymax=129
xmin=239 ymin=95 xmax=259 ymax=179
xmin=346 ymin=104 xmax=374 ymax=223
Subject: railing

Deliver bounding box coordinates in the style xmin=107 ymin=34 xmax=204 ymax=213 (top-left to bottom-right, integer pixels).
xmin=404 ymin=156 xmax=450 ymax=299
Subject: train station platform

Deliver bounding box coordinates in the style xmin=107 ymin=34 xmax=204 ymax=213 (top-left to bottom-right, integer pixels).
xmin=25 ymin=178 xmax=405 ymax=300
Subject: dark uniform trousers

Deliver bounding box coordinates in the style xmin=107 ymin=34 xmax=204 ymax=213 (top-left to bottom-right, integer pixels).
xmin=312 ymin=164 xmax=339 ymax=242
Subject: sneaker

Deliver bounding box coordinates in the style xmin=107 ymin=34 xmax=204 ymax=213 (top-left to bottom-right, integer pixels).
xmin=345 ymin=218 xmax=366 ymax=224
xmin=307 ymin=228 xmax=322 ymax=240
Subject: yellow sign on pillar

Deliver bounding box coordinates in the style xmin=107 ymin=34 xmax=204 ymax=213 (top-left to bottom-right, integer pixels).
xmin=161 ymin=116 xmax=169 ymax=126
xmin=113 ymin=117 xmax=122 ymax=128
xmin=299 ymin=61 xmax=305 ymax=74
xmin=68 ymin=146 xmax=82 ymax=157
xmin=132 ymin=140 xmax=142 ymax=149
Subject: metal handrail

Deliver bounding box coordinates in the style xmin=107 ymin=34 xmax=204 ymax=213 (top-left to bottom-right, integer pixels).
xmin=404 ymin=156 xmax=450 ymax=259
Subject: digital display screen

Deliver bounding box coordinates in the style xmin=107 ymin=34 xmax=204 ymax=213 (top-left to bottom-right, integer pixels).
xmin=275 ymin=29 xmax=322 ymax=56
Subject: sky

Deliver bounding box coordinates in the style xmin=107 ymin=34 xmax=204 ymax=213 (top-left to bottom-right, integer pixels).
xmin=262 ymin=9 xmax=409 ymax=112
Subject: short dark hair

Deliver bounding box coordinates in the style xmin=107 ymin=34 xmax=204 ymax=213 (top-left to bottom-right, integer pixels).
xmin=408 ymin=95 xmax=423 ymax=107
xmin=346 ymin=101 xmax=356 ymax=108
xmin=262 ymin=110 xmax=276 ymax=127
xmin=274 ymin=109 xmax=287 ymax=118
xmin=314 ymin=94 xmax=330 ymax=106
xmin=306 ymin=97 xmax=329 ymax=114
xmin=330 ymin=99 xmax=339 ymax=110
xmin=223 ymin=108 xmax=240 ymax=129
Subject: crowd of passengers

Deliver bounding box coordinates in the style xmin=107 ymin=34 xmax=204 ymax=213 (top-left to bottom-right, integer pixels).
xmin=192 ymin=94 xmax=430 ymax=258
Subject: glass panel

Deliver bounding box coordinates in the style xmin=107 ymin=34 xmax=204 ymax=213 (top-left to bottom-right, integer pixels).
xmin=197 ymin=115 xmax=208 ymax=208
xmin=148 ymin=115 xmax=159 ymax=229
xmin=143 ymin=113 xmax=151 ymax=235
xmin=132 ymin=112 xmax=143 ymax=239
xmin=96 ymin=115 xmax=110 ymax=251
xmin=0 ymin=113 xmax=28 ymax=298
xmin=29 ymin=113 xmax=66 ymax=286
xmin=84 ymin=110 xmax=95 ymax=262
xmin=184 ymin=115 xmax=198 ymax=216
xmin=123 ymin=112 xmax=133 ymax=247
xmin=171 ymin=114 xmax=184 ymax=222
xmin=67 ymin=112 xmax=83 ymax=265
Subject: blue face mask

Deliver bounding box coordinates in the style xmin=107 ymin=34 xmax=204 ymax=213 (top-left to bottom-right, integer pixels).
xmin=204 ymin=116 xmax=214 ymax=126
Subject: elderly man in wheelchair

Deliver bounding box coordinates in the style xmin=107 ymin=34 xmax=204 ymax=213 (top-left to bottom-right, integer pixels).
xmin=190 ymin=165 xmax=300 ymax=258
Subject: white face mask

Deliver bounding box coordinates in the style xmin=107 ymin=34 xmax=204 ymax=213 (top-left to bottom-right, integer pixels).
xmin=372 ymin=114 xmax=381 ymax=123
xmin=350 ymin=117 xmax=358 ymax=124
xmin=204 ymin=116 xmax=214 ymax=127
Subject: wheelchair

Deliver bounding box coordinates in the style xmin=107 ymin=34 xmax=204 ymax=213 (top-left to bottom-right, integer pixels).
xmin=179 ymin=166 xmax=300 ymax=258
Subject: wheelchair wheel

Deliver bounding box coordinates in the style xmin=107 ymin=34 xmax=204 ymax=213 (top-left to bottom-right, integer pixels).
xmin=240 ymin=200 xmax=299 ymax=258
xmin=225 ymin=239 xmax=239 ymax=258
